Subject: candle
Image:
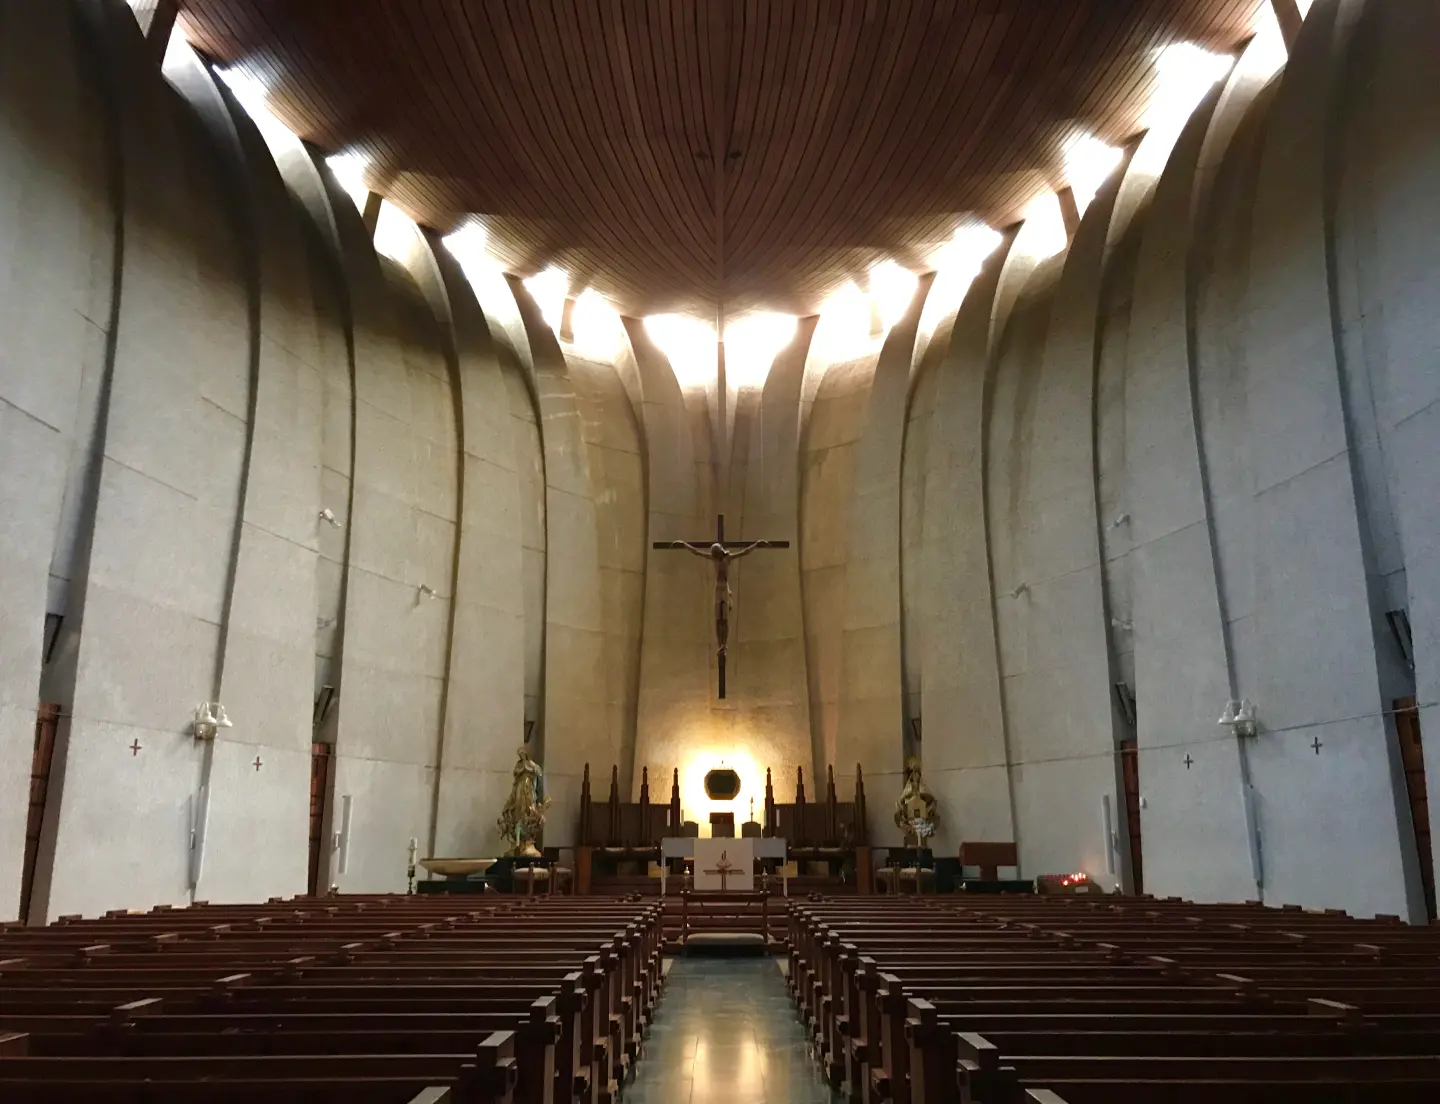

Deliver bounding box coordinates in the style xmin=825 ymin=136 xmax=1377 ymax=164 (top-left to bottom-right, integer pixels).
xmin=407 ymin=837 xmax=418 ymax=863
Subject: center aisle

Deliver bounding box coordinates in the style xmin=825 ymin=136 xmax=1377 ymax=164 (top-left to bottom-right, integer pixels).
xmin=626 ymin=956 xmax=840 ymax=1103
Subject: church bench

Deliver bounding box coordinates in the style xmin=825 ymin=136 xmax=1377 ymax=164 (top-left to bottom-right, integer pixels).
xmin=0 ymin=1062 xmax=510 ymax=1104
xmin=8 ymin=998 xmax=561 ymax=1101
xmin=788 ymin=901 xmax=1440 ymax=1104
xmin=868 ymin=990 xmax=1260 ymax=1103
xmin=1009 ymin=1078 xmax=1440 ymax=1104
xmin=1 ymin=926 xmax=661 ymax=1006
xmin=0 ymin=1035 xmax=519 ymax=1103
xmin=0 ymin=994 xmax=555 ymax=1102
xmin=0 ymin=897 xmax=663 ymax=1104
xmin=0 ymin=1077 xmax=469 ymax=1104
xmin=981 ymin=1055 xmax=1440 ymax=1104
xmin=923 ymin=1010 xmax=1440 ymax=1034
xmin=950 ymin=1026 xmax=1440 ymax=1059
xmin=0 ymin=964 xmax=600 ymax=986
xmin=4 ymin=996 xmax=588 ymax=1104
xmin=0 ymin=968 xmax=637 ymax=1100
xmin=791 ymin=937 xmax=1220 ymax=1066
xmin=933 ymin=1030 xmax=1440 ymax=1104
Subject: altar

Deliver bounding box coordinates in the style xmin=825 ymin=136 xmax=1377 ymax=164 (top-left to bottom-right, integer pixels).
xmin=660 ymin=836 xmax=787 ymax=895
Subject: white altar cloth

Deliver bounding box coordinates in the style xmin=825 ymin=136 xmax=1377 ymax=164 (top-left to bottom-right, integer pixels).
xmin=658 ymin=836 xmax=787 ymax=896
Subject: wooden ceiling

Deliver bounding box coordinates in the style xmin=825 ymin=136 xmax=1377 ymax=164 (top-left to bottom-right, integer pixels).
xmin=180 ymin=0 xmax=1263 ymax=318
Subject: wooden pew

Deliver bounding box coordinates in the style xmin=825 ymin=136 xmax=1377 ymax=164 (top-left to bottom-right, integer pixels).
xmin=786 ymin=895 xmax=1440 ymax=1104
xmin=0 ymin=895 xmax=664 ymax=1104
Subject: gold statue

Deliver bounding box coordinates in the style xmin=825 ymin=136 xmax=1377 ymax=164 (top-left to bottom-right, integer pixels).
xmin=894 ymin=756 xmax=938 ymax=847
xmin=498 ymin=746 xmax=551 ymax=857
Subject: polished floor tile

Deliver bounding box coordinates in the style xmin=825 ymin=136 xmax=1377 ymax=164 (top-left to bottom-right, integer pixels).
xmin=625 ymin=956 xmax=839 ymax=1103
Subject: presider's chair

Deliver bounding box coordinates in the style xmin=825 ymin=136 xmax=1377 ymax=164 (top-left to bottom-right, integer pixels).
xmin=875 ymin=846 xmax=935 ymax=894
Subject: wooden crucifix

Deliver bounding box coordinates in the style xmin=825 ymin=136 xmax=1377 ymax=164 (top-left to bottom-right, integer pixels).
xmin=652 ymin=513 xmax=789 ymax=698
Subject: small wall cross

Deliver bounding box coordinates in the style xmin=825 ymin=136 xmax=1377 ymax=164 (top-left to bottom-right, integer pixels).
xmin=129 ymin=739 xmax=143 ymax=757
xmin=252 ymin=756 xmax=264 ymax=772
xmin=1310 ymin=737 xmax=1323 ymax=755
xmin=1183 ymin=754 xmax=1194 ymax=770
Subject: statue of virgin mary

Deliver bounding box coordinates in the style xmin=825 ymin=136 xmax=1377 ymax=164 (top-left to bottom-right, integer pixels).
xmin=498 ymin=746 xmax=551 ymax=857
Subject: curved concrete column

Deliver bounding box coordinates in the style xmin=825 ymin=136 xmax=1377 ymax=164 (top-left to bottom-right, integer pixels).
xmin=0 ymin=0 xmax=116 ymax=919
xmin=800 ymin=351 xmax=876 ymax=784
xmin=165 ymin=49 xmax=324 ymax=902
xmin=835 ymin=273 xmax=934 ymax=840
xmin=41 ymin=1 xmax=251 ymax=917
xmin=899 ymin=327 xmax=943 ymax=751
xmin=732 ymin=321 xmax=819 ymax=792
xmin=1233 ymin=0 xmax=1410 ymax=916
xmin=1121 ymin=28 xmax=1292 ymax=901
xmin=996 ymin=155 xmax=1139 ymax=884
xmin=402 ymin=230 xmax=531 ymax=857
xmin=625 ymin=319 xmax=725 ymax=811
xmin=1335 ymin=0 xmax=1440 ymax=911
xmin=1124 ymin=91 xmax=1256 ymax=902
xmin=508 ymin=279 xmax=608 ymax=845
xmin=916 ymin=236 xmax=1022 ymax=853
xmin=288 ymin=162 xmax=459 ymax=892
xmin=565 ymin=349 xmax=645 ymax=798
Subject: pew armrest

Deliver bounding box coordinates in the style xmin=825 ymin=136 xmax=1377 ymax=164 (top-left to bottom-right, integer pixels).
xmin=468 ymin=1030 xmax=519 ymax=1103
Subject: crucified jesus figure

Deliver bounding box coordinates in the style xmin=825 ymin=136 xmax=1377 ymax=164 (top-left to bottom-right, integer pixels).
xmin=653 ymin=513 xmax=789 ymax=698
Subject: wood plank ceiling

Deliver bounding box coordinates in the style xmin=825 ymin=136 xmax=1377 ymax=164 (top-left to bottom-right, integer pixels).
xmin=180 ymin=0 xmax=1264 ymax=319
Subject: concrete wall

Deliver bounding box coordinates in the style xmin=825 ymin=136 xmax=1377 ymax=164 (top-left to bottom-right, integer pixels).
xmin=732 ymin=324 xmax=820 ymax=811
xmin=36 ymin=1 xmax=250 ymax=917
xmin=0 ymin=0 xmax=552 ymax=916
xmin=912 ymin=238 xmax=1024 ymax=855
xmin=1335 ymin=0 xmax=1440 ymax=914
xmin=834 ymin=278 xmax=935 ymax=839
xmin=1216 ymin=0 xmax=1414 ymax=917
xmin=884 ymin=0 xmax=1439 ymax=916
xmin=4 ymin=0 xmax=1440 ymax=919
xmin=507 ymin=281 xmax=612 ymax=846
xmin=628 ymin=318 xmax=818 ymax=827
xmin=567 ymin=351 xmax=645 ymax=798
xmin=0 ymin=0 xmax=115 ymax=919
xmin=800 ymin=354 xmax=877 ymax=787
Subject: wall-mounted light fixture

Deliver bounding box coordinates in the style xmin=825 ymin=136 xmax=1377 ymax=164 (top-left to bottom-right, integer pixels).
xmin=1010 ymin=582 xmax=1030 ymax=598
xmin=192 ymin=702 xmax=232 ymax=741
xmin=1107 ymin=513 xmax=1131 ymax=531
xmin=1218 ymin=698 xmax=1258 ymax=738
xmin=318 ymin=507 xmax=342 ymax=529
xmin=417 ymin=584 xmax=437 ymax=600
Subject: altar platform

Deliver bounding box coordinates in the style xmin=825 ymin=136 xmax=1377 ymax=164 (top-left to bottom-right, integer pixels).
xmin=573 ymin=760 xmax=875 ymax=896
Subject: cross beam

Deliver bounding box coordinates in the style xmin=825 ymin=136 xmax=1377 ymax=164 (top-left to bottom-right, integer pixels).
xmin=651 ymin=513 xmax=791 ymax=551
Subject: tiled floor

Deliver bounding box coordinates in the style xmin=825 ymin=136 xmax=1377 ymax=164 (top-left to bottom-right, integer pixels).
xmin=624 ymin=955 xmax=841 ymax=1103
